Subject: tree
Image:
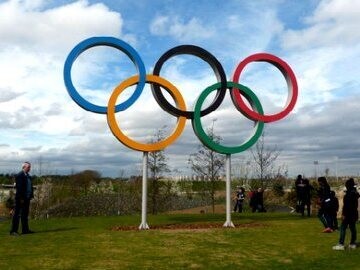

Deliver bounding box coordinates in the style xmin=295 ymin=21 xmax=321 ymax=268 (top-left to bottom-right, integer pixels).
xmin=147 ymin=128 xmax=170 ymax=214
xmin=250 ymin=132 xmax=281 ymax=187
xmin=188 ymin=125 xmax=225 ymax=213
xmin=71 ymin=170 xmax=102 ymax=194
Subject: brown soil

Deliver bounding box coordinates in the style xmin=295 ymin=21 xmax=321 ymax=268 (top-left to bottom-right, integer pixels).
xmin=112 ymin=222 xmax=265 ymax=231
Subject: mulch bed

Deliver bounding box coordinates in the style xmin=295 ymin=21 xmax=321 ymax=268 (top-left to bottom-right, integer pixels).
xmin=112 ymin=222 xmax=265 ymax=231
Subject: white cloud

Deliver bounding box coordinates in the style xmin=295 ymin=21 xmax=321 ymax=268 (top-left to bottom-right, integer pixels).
xmin=0 ymin=0 xmax=131 ymax=172
xmin=278 ymin=0 xmax=360 ymax=112
xmin=281 ymin=0 xmax=360 ymax=49
xmin=0 ymin=0 xmax=123 ymax=52
xmin=0 ymin=87 xmax=25 ymax=102
xmin=150 ymin=15 xmax=214 ymax=41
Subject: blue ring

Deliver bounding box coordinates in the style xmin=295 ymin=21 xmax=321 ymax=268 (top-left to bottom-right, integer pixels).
xmin=63 ymin=37 xmax=146 ymax=114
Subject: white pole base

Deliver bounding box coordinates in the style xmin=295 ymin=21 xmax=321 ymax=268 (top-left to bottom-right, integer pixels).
xmin=138 ymin=223 xmax=150 ymax=230
xmin=223 ymin=221 xmax=235 ymax=228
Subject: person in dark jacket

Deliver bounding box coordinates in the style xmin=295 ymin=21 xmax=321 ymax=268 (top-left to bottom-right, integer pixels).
xmin=317 ymin=176 xmax=333 ymax=232
xmin=329 ymin=190 xmax=339 ymax=230
xmin=333 ymin=178 xmax=359 ymax=250
xmin=252 ymin=188 xmax=266 ymax=213
xmin=10 ymin=162 xmax=34 ymax=236
xmin=295 ymin=175 xmax=313 ymax=216
xmin=303 ymin=178 xmax=313 ymax=217
xmin=295 ymin=175 xmax=305 ymax=214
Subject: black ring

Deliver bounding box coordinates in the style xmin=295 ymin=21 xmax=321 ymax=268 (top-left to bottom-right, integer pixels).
xmin=151 ymin=45 xmax=227 ymax=119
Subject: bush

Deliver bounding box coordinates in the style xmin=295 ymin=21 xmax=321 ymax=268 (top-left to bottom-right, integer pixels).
xmin=46 ymin=193 xmax=140 ymax=217
xmin=272 ymin=182 xmax=285 ymax=197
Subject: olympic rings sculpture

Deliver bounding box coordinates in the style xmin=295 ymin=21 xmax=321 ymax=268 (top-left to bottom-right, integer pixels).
xmin=64 ymin=37 xmax=298 ymax=155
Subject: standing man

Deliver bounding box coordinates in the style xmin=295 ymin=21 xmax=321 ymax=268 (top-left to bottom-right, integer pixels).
xmin=295 ymin=175 xmax=306 ymax=216
xmin=317 ymin=176 xmax=332 ymax=233
xmin=10 ymin=162 xmax=34 ymax=235
xmin=303 ymin=178 xmax=313 ymax=217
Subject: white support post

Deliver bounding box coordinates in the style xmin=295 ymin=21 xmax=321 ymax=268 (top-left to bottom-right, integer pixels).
xmin=139 ymin=152 xmax=149 ymax=230
xmin=223 ymin=154 xmax=235 ymax=228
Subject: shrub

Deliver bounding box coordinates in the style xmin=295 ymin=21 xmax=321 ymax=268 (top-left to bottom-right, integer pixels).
xmin=272 ymin=182 xmax=285 ymax=197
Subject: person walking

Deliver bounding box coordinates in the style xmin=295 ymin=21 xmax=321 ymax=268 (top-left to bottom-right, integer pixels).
xmin=317 ymin=176 xmax=333 ymax=233
xmin=333 ymin=178 xmax=359 ymax=250
xmin=10 ymin=162 xmax=35 ymax=236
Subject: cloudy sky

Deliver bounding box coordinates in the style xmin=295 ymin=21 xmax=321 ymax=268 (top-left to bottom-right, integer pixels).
xmin=0 ymin=0 xmax=359 ymax=178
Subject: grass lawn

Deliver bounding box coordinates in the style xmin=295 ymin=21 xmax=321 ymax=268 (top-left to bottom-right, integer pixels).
xmin=0 ymin=212 xmax=359 ymax=269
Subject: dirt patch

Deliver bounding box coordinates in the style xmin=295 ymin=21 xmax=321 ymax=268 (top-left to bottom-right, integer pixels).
xmin=112 ymin=222 xmax=265 ymax=231
xmin=168 ymin=205 xmax=226 ymax=214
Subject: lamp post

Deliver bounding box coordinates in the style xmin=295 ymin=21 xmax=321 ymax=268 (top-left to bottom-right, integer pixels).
xmin=334 ymin=156 xmax=338 ymax=183
xmin=314 ymin=160 xmax=319 ymax=179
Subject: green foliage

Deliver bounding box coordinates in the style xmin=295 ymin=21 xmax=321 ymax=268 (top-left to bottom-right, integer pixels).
xmin=272 ymin=181 xmax=285 ymax=197
xmin=0 ymin=174 xmax=15 ymax=185
xmin=248 ymin=179 xmax=263 ymax=190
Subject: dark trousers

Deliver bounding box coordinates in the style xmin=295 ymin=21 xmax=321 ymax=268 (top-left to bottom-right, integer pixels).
xmin=11 ymin=198 xmax=31 ymax=233
xmin=233 ymin=200 xmax=243 ymax=213
xmin=317 ymin=207 xmax=332 ymax=228
xmin=331 ymin=213 xmax=339 ymax=230
xmin=339 ymin=219 xmax=357 ymax=245
xmin=304 ymin=201 xmax=311 ymax=217
xmin=297 ymin=199 xmax=311 ymax=216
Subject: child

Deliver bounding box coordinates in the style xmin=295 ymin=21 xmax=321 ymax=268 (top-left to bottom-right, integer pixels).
xmin=333 ymin=178 xmax=359 ymax=250
xmin=233 ymin=187 xmax=245 ymax=213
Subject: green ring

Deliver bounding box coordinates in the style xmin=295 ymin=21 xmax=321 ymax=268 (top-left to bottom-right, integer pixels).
xmin=192 ymin=81 xmax=264 ymax=154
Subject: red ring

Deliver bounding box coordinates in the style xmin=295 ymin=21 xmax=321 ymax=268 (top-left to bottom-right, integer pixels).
xmin=232 ymin=53 xmax=298 ymax=123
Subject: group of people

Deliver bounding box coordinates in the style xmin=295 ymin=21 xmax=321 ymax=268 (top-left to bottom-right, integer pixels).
xmin=233 ymin=186 xmax=266 ymax=213
xmin=295 ymin=175 xmax=313 ymax=217
xmin=295 ymin=174 xmax=359 ymax=251
xmin=234 ymin=175 xmax=358 ymax=251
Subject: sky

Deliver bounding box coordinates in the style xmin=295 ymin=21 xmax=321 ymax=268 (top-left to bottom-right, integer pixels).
xmin=0 ymin=0 xmax=359 ymax=178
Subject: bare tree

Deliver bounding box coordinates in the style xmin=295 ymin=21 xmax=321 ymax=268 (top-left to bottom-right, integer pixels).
xmin=147 ymin=128 xmax=170 ymax=214
xmin=188 ymin=126 xmax=225 ymax=213
xmin=251 ymin=132 xmax=281 ymax=187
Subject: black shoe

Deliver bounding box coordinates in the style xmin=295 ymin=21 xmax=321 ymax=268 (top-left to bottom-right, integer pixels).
xmin=22 ymin=230 xmax=35 ymax=235
xmin=10 ymin=231 xmax=20 ymax=236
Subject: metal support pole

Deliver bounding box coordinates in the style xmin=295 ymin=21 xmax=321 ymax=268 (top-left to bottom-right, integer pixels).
xmin=139 ymin=152 xmax=149 ymax=230
xmin=223 ymin=154 xmax=235 ymax=227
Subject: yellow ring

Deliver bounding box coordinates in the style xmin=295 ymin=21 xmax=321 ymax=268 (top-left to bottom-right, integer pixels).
xmin=107 ymin=75 xmax=187 ymax=152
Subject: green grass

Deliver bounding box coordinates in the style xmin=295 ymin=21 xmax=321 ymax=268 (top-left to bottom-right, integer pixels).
xmin=0 ymin=213 xmax=359 ymax=269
